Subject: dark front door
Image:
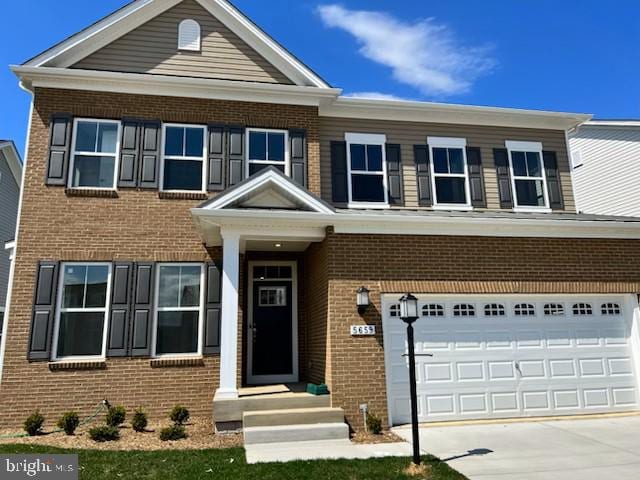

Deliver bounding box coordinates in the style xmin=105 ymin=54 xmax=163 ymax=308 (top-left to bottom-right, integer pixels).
xmin=249 ymin=279 xmax=294 ymax=382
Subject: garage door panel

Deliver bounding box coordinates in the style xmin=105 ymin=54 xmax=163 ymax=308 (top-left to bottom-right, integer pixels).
xmin=383 ymin=294 xmax=639 ymax=425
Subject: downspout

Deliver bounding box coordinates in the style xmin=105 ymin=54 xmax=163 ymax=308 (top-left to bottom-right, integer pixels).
xmin=0 ymin=81 xmax=34 ymax=385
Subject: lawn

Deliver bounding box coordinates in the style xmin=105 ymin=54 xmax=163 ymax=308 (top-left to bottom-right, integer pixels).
xmin=0 ymin=445 xmax=467 ymax=480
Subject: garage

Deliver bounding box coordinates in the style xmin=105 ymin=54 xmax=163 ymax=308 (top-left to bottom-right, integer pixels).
xmin=382 ymin=295 xmax=640 ymax=425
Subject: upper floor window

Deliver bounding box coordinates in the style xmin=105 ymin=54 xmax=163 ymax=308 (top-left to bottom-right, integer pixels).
xmin=70 ymin=119 xmax=120 ymax=189
xmin=429 ymin=137 xmax=470 ymax=208
xmin=346 ymin=133 xmax=388 ymax=207
xmin=155 ymin=264 xmax=204 ymax=356
xmin=247 ymin=129 xmax=288 ymax=177
xmin=53 ymin=263 xmax=111 ymax=360
xmin=506 ymin=141 xmax=549 ymax=210
xmin=178 ymin=19 xmax=201 ymax=51
xmin=162 ymin=124 xmax=207 ymax=192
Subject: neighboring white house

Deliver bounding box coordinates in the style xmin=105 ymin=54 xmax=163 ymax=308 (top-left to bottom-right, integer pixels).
xmin=0 ymin=141 xmax=21 ymax=343
xmin=569 ymin=120 xmax=640 ymax=217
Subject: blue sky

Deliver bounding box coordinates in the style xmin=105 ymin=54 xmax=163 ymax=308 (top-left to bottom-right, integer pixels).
xmin=1 ymin=0 xmax=639 ymax=157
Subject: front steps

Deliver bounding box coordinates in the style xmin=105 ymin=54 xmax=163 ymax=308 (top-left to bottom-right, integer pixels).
xmin=244 ymin=421 xmax=349 ymax=445
xmin=243 ymin=407 xmax=345 ymax=428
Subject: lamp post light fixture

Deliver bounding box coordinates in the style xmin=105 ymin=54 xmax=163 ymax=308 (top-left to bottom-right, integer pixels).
xmin=356 ymin=286 xmax=370 ymax=314
xmin=399 ymin=293 xmax=421 ymax=466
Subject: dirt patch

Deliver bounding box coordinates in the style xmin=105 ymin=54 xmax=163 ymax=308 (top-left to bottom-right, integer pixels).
xmin=351 ymin=430 xmax=405 ymax=444
xmin=0 ymin=417 xmax=242 ymax=451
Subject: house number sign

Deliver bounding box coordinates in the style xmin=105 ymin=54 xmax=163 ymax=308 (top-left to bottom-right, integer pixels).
xmin=350 ymin=325 xmax=376 ymax=336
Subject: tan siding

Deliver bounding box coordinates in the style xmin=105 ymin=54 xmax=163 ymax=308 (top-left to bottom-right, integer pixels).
xmin=319 ymin=117 xmax=575 ymax=212
xmin=73 ymin=0 xmax=293 ymax=84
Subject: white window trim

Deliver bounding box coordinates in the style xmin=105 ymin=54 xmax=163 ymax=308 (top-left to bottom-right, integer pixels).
xmin=160 ymin=123 xmax=208 ymax=193
xmin=152 ymin=263 xmax=205 ymax=359
xmin=245 ymin=128 xmax=290 ymax=178
xmin=52 ymin=262 xmax=113 ymax=362
xmin=428 ymin=136 xmax=472 ymax=210
xmin=345 ymin=132 xmax=389 ymax=209
xmin=68 ymin=118 xmax=121 ymax=191
xmin=178 ymin=19 xmax=201 ymax=52
xmin=506 ymin=140 xmax=551 ymax=213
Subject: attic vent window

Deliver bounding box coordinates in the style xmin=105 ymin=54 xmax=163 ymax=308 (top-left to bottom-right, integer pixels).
xmin=178 ymin=19 xmax=201 ymax=51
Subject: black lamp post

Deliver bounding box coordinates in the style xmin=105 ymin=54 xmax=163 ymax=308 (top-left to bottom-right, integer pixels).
xmin=399 ymin=293 xmax=421 ymax=466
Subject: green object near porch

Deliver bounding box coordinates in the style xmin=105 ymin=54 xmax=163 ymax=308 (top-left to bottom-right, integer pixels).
xmin=306 ymin=383 xmax=330 ymax=395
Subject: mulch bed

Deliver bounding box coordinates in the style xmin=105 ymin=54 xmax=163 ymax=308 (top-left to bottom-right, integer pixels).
xmin=351 ymin=430 xmax=405 ymax=444
xmin=0 ymin=417 xmax=242 ymax=451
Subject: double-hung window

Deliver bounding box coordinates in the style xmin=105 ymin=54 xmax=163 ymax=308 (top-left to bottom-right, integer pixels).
xmin=162 ymin=124 xmax=207 ymax=192
xmin=154 ymin=264 xmax=204 ymax=357
xmin=53 ymin=263 xmax=111 ymax=360
xmin=247 ymin=129 xmax=288 ymax=177
xmin=346 ymin=133 xmax=388 ymax=206
xmin=506 ymin=141 xmax=549 ymax=210
xmin=70 ymin=119 xmax=120 ymax=189
xmin=429 ymin=137 xmax=470 ymax=208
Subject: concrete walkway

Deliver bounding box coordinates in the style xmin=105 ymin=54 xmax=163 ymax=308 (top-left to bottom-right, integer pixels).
xmin=245 ymin=438 xmax=412 ymax=464
xmin=394 ymin=415 xmax=640 ymax=480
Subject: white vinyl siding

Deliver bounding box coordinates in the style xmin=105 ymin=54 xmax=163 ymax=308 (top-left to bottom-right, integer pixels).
xmin=570 ymin=124 xmax=640 ymax=217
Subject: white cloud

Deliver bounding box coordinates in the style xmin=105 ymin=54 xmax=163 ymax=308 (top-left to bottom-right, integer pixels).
xmin=317 ymin=4 xmax=497 ymax=97
xmin=342 ymin=92 xmax=408 ymax=101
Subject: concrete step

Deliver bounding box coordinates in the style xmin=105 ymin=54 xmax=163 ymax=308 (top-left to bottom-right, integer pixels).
xmin=215 ymin=393 xmax=331 ymax=423
xmin=243 ymin=407 xmax=345 ymax=428
xmin=244 ymin=422 xmax=350 ymax=445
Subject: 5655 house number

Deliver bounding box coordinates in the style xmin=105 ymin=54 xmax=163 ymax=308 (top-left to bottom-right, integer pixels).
xmin=350 ymin=325 xmax=376 ymax=336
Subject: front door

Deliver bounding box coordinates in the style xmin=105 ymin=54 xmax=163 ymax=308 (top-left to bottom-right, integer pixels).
xmin=247 ymin=262 xmax=298 ymax=384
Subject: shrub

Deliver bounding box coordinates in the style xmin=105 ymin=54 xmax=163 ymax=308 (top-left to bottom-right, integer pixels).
xmin=24 ymin=411 xmax=45 ymax=437
xmin=57 ymin=411 xmax=80 ymax=436
xmin=159 ymin=425 xmax=187 ymax=441
xmin=131 ymin=408 xmax=148 ymax=433
xmin=169 ymin=405 xmax=190 ymax=425
xmin=366 ymin=413 xmax=383 ymax=435
xmin=106 ymin=405 xmax=126 ymax=427
xmin=89 ymin=425 xmax=120 ymax=442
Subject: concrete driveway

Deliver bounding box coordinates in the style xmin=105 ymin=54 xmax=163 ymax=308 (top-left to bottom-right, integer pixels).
xmin=393 ymin=415 xmax=640 ymax=480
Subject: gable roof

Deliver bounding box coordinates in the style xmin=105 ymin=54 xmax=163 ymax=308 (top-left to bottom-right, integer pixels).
xmin=23 ymin=0 xmax=330 ymax=88
xmin=0 ymin=141 xmax=23 ymax=186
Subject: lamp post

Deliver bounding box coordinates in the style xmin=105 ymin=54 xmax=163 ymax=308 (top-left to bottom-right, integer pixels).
xmin=399 ymin=293 xmax=421 ymax=466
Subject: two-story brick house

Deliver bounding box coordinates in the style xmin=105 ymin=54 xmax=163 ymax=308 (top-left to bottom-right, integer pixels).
xmin=3 ymin=0 xmax=640 ymax=438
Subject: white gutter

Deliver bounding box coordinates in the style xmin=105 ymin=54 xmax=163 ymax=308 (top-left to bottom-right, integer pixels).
xmin=191 ymin=208 xmax=640 ymax=240
xmin=12 ymin=66 xmax=342 ymax=107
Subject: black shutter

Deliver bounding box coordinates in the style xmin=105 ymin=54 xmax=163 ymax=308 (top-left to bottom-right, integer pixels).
xmin=118 ymin=119 xmax=140 ymax=188
xmin=130 ymin=263 xmax=154 ymax=357
xmin=385 ymin=144 xmax=403 ymax=205
xmin=290 ymin=129 xmax=307 ymax=187
xmin=45 ymin=114 xmax=73 ymax=186
xmin=208 ymin=125 xmax=225 ymax=191
xmin=330 ymin=141 xmax=348 ymax=204
xmin=138 ymin=121 xmax=161 ymax=189
xmin=204 ymin=262 xmax=222 ymax=355
xmin=494 ymin=148 xmax=513 ymax=209
xmin=28 ymin=261 xmax=59 ymax=361
xmin=414 ymin=145 xmax=432 ymax=206
xmin=543 ymin=151 xmax=564 ymax=210
xmin=466 ymin=147 xmax=486 ymax=208
xmin=107 ymin=262 xmax=133 ymax=357
xmin=228 ymin=126 xmax=245 ymax=186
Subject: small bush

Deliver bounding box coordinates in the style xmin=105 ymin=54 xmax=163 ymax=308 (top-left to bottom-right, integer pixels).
xmin=366 ymin=412 xmax=383 ymax=435
xmin=56 ymin=411 xmax=80 ymax=436
xmin=131 ymin=408 xmax=148 ymax=433
xmin=106 ymin=405 xmax=126 ymax=427
xmin=89 ymin=425 xmax=120 ymax=442
xmin=159 ymin=424 xmax=187 ymax=441
xmin=169 ymin=405 xmax=190 ymax=425
xmin=24 ymin=411 xmax=45 ymax=437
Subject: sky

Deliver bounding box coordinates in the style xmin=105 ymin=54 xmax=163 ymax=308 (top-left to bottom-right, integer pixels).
xmin=1 ymin=0 xmax=639 ymax=158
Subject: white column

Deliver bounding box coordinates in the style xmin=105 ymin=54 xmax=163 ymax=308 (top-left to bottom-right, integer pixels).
xmin=215 ymin=231 xmax=241 ymax=400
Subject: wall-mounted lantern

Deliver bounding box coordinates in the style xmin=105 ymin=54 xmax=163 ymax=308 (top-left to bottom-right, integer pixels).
xmin=356 ymin=287 xmax=370 ymax=314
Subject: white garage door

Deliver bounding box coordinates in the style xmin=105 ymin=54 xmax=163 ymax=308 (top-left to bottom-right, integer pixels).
xmin=382 ymin=295 xmax=640 ymax=425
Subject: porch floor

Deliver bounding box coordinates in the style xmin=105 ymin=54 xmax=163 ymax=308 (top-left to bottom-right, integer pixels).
xmin=239 ymin=383 xmax=308 ymax=397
